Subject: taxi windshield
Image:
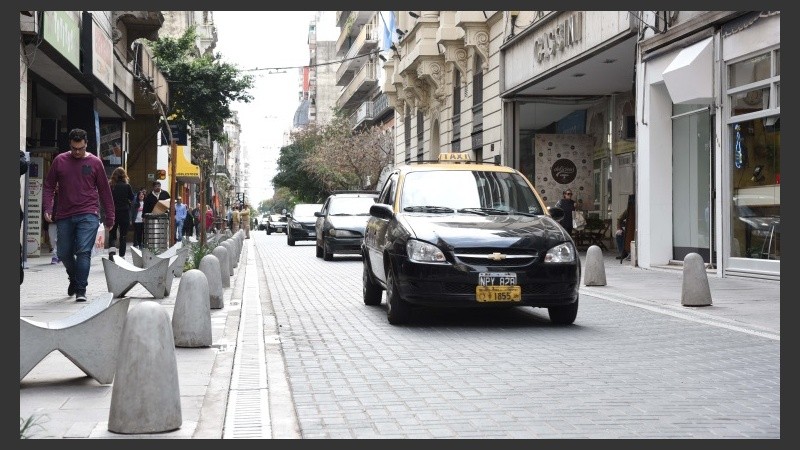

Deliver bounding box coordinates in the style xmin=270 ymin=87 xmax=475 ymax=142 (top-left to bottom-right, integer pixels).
xmin=400 ymin=170 xmax=544 ymax=215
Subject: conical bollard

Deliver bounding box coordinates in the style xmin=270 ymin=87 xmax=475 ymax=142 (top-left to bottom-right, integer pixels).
xmin=212 ymin=246 xmax=231 ymax=288
xmin=108 ymin=302 xmax=181 ymax=434
xmin=172 ymin=269 xmax=212 ymax=347
xmin=223 ymin=240 xmax=237 ymax=270
xmin=198 ymin=254 xmax=224 ymax=309
xmin=681 ymin=252 xmax=712 ymax=306
xmin=583 ymin=245 xmax=607 ymax=286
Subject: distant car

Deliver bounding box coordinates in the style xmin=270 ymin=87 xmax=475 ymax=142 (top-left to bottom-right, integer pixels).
xmin=265 ymin=213 xmax=287 ymax=235
xmin=258 ymin=214 xmax=269 ymax=230
xmin=286 ymin=203 xmax=323 ymax=246
xmin=362 ymin=152 xmax=580 ymax=325
xmin=314 ymin=191 xmax=379 ymax=261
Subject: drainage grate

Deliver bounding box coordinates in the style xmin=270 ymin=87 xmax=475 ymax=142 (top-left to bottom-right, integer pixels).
xmin=222 ymin=250 xmax=271 ymax=439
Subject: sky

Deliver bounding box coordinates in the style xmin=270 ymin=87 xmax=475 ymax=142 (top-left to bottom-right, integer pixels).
xmin=213 ymin=11 xmax=337 ymax=206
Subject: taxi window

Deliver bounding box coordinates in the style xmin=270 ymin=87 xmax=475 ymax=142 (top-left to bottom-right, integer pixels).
xmin=400 ymin=170 xmax=544 ymax=215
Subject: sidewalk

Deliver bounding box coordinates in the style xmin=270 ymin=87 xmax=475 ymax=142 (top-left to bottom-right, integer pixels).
xmin=19 ymin=244 xmax=780 ymax=438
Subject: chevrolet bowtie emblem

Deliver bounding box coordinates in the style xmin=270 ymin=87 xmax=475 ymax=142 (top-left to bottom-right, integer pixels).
xmin=488 ymin=252 xmax=506 ymax=261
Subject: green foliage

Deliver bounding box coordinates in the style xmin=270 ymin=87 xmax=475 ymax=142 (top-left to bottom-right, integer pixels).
xmin=148 ymin=26 xmax=254 ymax=143
xmin=20 ymin=414 xmax=48 ymax=439
xmin=185 ymin=241 xmax=215 ymax=271
xmin=273 ymin=125 xmax=327 ymax=203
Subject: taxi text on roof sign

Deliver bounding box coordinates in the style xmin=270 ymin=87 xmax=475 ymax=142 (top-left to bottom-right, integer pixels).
xmin=438 ymin=152 xmax=472 ymax=162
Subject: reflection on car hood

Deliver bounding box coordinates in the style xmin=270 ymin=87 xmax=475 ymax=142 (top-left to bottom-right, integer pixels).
xmin=400 ymin=213 xmax=569 ymax=249
xmin=326 ymin=215 xmax=371 ymax=232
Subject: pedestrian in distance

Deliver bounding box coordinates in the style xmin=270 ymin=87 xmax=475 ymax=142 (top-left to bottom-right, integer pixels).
xmin=226 ymin=207 xmax=233 ymax=231
xmin=142 ymin=180 xmax=170 ymax=214
xmin=205 ymin=206 xmax=214 ymax=233
xmin=240 ymin=204 xmax=251 ymax=239
xmin=555 ymin=189 xmax=576 ymax=236
xmin=42 ymin=128 xmax=115 ymax=302
xmin=192 ymin=205 xmax=201 ymax=237
xmin=174 ymin=196 xmax=188 ymax=241
xmin=131 ymin=189 xmax=146 ymax=249
xmin=108 ymin=167 xmax=135 ymax=258
xmin=231 ymin=205 xmax=240 ymax=233
xmin=183 ymin=205 xmax=195 ymax=239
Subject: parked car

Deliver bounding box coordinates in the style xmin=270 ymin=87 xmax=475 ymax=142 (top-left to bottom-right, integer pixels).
xmin=265 ymin=212 xmax=287 ymax=235
xmin=362 ymin=152 xmax=580 ymax=325
xmin=286 ymin=203 xmax=323 ymax=246
xmin=258 ymin=214 xmax=269 ymax=230
xmin=314 ymin=191 xmax=379 ymax=261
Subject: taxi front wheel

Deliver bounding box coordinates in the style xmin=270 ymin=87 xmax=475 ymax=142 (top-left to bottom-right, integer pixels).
xmin=548 ymin=297 xmax=578 ymax=325
xmin=386 ymin=268 xmax=410 ymax=325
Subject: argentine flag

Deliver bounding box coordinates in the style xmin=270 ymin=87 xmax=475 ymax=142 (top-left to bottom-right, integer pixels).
xmin=379 ymin=11 xmax=396 ymax=54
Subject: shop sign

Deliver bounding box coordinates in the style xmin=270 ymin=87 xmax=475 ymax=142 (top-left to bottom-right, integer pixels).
xmin=550 ymin=158 xmax=577 ymax=184
xmin=43 ymin=11 xmax=80 ymax=69
xmin=91 ymin=17 xmax=114 ymax=92
xmin=26 ymin=157 xmax=44 ymax=257
xmin=534 ymin=12 xmax=582 ymax=65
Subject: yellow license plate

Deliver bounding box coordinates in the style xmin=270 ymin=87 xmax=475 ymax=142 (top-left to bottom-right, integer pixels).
xmin=476 ymin=285 xmax=521 ymax=302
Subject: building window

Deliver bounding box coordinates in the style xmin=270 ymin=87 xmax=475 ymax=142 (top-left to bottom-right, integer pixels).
xmin=452 ymin=70 xmax=461 ymax=152
xmin=416 ymin=111 xmax=424 ymax=161
xmin=404 ymin=110 xmax=412 ymax=164
xmin=471 ymin=56 xmax=483 ymax=154
xmin=727 ymin=47 xmax=780 ymax=261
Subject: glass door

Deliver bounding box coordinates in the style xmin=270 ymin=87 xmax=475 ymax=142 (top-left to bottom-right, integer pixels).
xmin=671 ymin=105 xmax=712 ymax=262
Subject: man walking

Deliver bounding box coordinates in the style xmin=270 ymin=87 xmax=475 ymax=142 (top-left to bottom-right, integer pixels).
xmin=143 ymin=181 xmax=170 ymax=214
xmin=175 ymin=196 xmax=187 ymax=241
xmin=42 ymin=128 xmax=115 ymax=302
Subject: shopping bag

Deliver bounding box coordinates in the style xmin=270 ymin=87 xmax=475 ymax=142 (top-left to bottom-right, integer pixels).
xmin=572 ymin=211 xmax=586 ymax=230
xmin=92 ymin=223 xmax=105 ymax=257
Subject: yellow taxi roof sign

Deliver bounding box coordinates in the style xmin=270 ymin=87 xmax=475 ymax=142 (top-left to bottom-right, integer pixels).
xmin=438 ymin=152 xmax=472 ymax=162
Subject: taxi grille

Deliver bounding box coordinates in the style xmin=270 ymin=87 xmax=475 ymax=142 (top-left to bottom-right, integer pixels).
xmin=453 ymin=249 xmax=538 ymax=268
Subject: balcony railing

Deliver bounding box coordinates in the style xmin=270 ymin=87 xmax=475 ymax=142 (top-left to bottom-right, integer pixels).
xmin=372 ymin=93 xmax=390 ymax=119
xmin=350 ymin=101 xmax=374 ymax=129
xmin=337 ymin=61 xmax=378 ymax=110
xmin=336 ymin=22 xmax=377 ymax=86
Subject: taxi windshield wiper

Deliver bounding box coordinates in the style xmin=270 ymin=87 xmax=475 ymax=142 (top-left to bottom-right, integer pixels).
xmin=458 ymin=207 xmax=509 ymax=216
xmin=403 ymin=205 xmax=455 ymax=213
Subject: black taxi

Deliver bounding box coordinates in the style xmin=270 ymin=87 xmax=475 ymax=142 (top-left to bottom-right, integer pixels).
xmin=361 ymin=153 xmax=580 ymax=325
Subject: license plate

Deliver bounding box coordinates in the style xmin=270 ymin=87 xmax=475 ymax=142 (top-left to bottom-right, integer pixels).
xmin=476 ymin=285 xmax=521 ymax=302
xmin=476 ymin=272 xmax=520 ymax=302
xmin=478 ymin=272 xmax=517 ymax=286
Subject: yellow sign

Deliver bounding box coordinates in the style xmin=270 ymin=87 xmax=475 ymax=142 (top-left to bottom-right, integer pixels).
xmin=176 ymin=145 xmax=200 ymax=183
xmin=438 ymin=152 xmax=472 ymax=162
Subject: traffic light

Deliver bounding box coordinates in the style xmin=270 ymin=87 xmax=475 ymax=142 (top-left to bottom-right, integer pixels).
xmin=157 ymin=169 xmax=166 ymax=180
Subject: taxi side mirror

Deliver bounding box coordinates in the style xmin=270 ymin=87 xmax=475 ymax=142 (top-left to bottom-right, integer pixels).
xmin=548 ymin=206 xmax=565 ymax=221
xmin=370 ymin=203 xmax=394 ymax=220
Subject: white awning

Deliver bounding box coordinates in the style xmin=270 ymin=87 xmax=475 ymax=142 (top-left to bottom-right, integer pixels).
xmin=662 ymin=37 xmax=714 ymax=105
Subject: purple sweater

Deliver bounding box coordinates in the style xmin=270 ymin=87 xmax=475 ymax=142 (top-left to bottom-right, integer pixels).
xmin=42 ymin=151 xmax=115 ymax=224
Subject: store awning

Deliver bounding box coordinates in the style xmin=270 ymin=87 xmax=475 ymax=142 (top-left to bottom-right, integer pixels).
xmin=662 ymin=37 xmax=714 ymax=105
xmin=176 ymin=145 xmax=200 ymax=183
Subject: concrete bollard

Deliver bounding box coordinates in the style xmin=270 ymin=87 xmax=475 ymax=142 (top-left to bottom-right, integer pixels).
xmin=681 ymin=252 xmax=712 ymax=307
xmin=582 ymin=245 xmax=607 ymax=286
xmin=198 ymin=254 xmax=224 ymax=309
xmin=108 ymin=302 xmax=182 ymax=434
xmin=222 ymin=241 xmax=235 ymax=275
xmin=172 ymin=269 xmax=212 ymax=347
xmin=212 ymin=246 xmax=231 ymax=288
xmin=223 ymin=240 xmax=238 ymax=270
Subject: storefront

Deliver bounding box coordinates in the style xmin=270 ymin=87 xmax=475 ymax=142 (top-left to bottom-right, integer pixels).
xmin=500 ymin=11 xmax=638 ymax=232
xmin=636 ymin=11 xmax=779 ymax=279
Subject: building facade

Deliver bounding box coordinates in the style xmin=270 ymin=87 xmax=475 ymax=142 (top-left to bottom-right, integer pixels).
xmin=636 ymin=11 xmax=780 ymax=279
xmin=20 ymin=10 xmax=168 ymax=257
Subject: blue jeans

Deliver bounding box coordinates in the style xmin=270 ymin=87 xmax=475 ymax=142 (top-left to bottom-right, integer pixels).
xmin=175 ymin=219 xmax=184 ymax=241
xmin=56 ymin=213 xmax=99 ymax=294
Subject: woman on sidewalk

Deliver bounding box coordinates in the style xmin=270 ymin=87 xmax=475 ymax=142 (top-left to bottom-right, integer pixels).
xmin=108 ymin=167 xmax=135 ymax=258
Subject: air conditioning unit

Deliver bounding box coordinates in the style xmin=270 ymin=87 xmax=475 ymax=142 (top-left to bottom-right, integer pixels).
xmin=35 ymin=118 xmax=58 ymax=148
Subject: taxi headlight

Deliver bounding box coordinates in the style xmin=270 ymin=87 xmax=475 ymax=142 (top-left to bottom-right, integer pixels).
xmin=544 ymin=242 xmax=576 ymax=263
xmin=406 ymin=239 xmax=447 ymax=263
